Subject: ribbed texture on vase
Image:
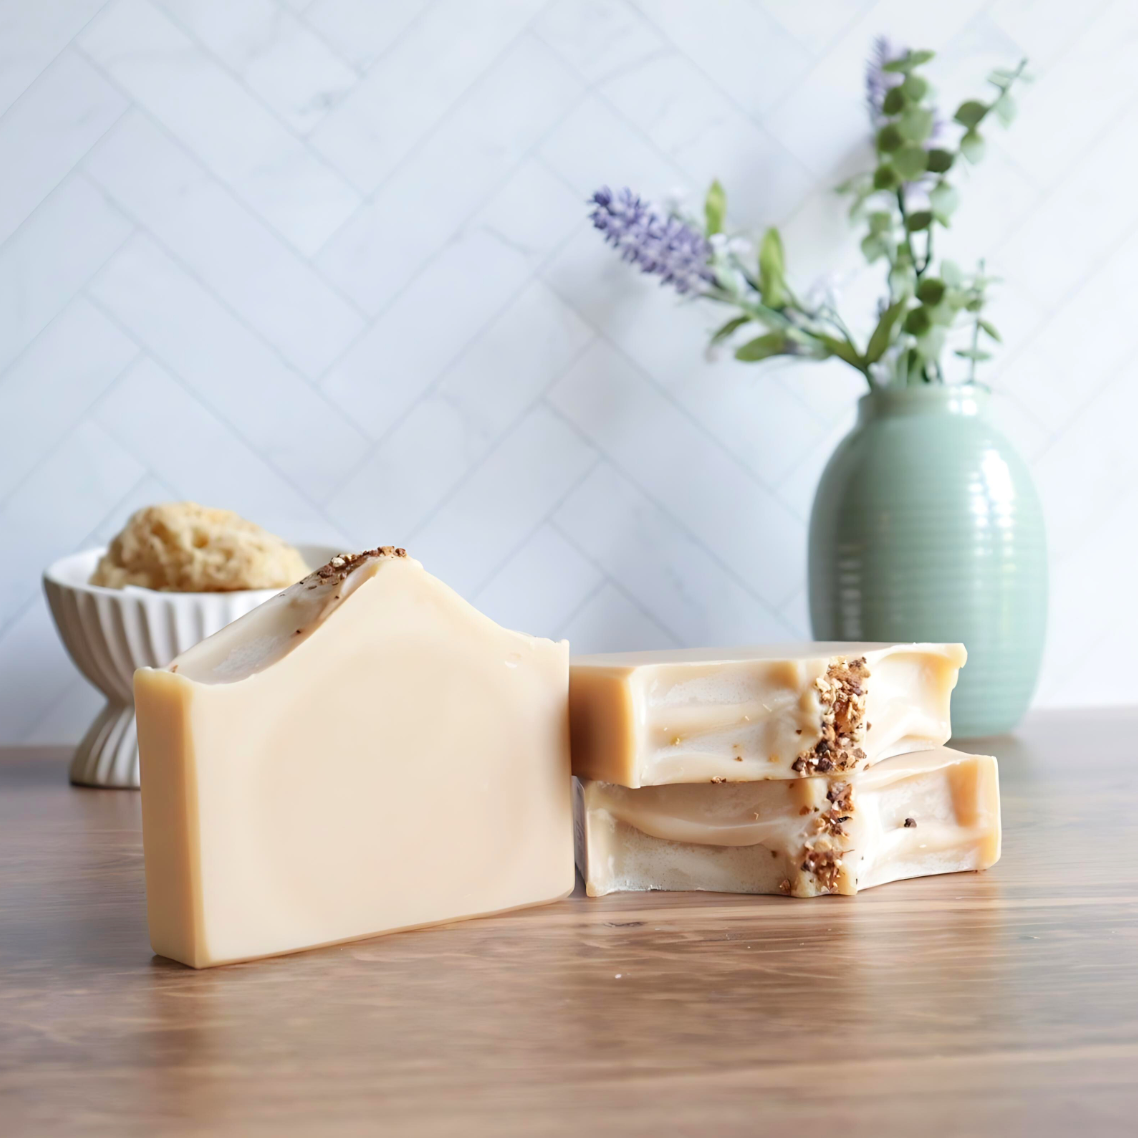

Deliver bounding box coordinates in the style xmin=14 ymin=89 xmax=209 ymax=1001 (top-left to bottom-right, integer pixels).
xmin=808 ymin=386 xmax=1047 ymax=738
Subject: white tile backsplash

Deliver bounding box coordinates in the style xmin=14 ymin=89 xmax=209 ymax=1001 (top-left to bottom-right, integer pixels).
xmin=0 ymin=0 xmax=1132 ymax=742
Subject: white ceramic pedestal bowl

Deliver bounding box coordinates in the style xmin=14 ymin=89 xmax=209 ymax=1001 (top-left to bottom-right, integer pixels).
xmin=43 ymin=543 xmax=341 ymax=789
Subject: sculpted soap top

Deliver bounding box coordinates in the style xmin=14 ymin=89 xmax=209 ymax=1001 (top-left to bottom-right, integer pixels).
xmin=569 ymin=642 xmax=966 ymax=787
xmin=134 ymin=548 xmax=574 ymax=969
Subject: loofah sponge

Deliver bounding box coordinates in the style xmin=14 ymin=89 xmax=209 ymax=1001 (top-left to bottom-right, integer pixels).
xmin=91 ymin=503 xmax=310 ymax=592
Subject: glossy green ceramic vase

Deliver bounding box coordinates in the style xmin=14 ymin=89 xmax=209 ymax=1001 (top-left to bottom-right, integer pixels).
xmin=808 ymin=384 xmax=1047 ymax=738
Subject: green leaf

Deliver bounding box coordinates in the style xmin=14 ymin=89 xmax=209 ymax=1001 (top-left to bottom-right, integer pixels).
xmin=758 ymin=227 xmax=788 ymax=308
xmin=902 ymin=74 xmax=928 ymax=102
xmin=928 ymin=301 xmax=956 ymax=327
xmin=954 ymin=347 xmax=993 ymax=362
xmin=898 ymin=106 xmax=934 ymax=142
xmin=704 ymin=179 xmax=726 ymax=235
xmin=876 ymin=123 xmax=904 ymax=152
xmin=883 ymin=49 xmax=934 ymax=75
xmin=929 ymin=181 xmax=960 ymax=222
xmin=916 ymin=278 xmax=945 ymax=305
xmin=861 ymin=234 xmax=891 ymax=263
xmin=882 ymin=86 xmax=905 ymax=115
xmin=915 ymin=325 xmax=946 ymax=360
xmin=893 ymin=144 xmax=928 ymax=180
xmin=865 ymin=300 xmax=908 ymax=364
xmin=906 ymin=210 xmax=933 ymax=232
xmin=873 ymin=163 xmax=900 ymax=191
xmin=988 ymin=67 xmax=1018 ymax=84
xmin=979 ymin=319 xmax=1002 ymax=342
xmin=889 ymin=260 xmax=916 ymax=299
xmin=960 ymin=130 xmax=986 ymax=163
xmin=992 ymin=94 xmax=1017 ymax=126
xmin=868 ymin=210 xmax=893 ymax=234
xmin=954 ymin=100 xmax=988 ymax=128
xmin=926 ymin=148 xmax=954 ymax=174
xmin=814 ymin=333 xmax=862 ymax=369
xmin=709 ymin=314 xmax=751 ymax=347
xmin=903 ymin=306 xmax=932 ymax=335
xmin=941 ymin=259 xmax=964 ymax=286
xmin=835 ymin=172 xmax=872 ymax=194
xmin=735 ymin=332 xmax=791 ymax=362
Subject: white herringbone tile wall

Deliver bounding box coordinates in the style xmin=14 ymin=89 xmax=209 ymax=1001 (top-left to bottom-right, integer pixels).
xmin=1 ymin=0 xmax=1134 ymax=742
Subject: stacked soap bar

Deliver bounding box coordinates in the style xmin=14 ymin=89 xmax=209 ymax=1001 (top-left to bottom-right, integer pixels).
xmin=570 ymin=643 xmax=1002 ymax=898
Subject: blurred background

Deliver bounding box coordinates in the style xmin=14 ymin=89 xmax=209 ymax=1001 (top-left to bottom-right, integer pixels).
xmin=1 ymin=0 xmax=1133 ymax=744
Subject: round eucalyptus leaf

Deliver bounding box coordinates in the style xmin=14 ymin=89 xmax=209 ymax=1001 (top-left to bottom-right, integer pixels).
xmin=906 ymin=210 xmax=933 ymax=232
xmin=941 ymin=259 xmax=964 ymax=286
xmin=993 ymin=94 xmax=1017 ymax=125
xmin=893 ymin=144 xmax=928 ymax=179
xmin=908 ymin=49 xmax=935 ymax=65
xmin=916 ymin=278 xmax=945 ymax=305
xmin=898 ymin=106 xmax=934 ymax=143
xmin=868 ymin=210 xmax=893 ymax=234
xmin=929 ymin=181 xmax=960 ymax=219
xmin=954 ymin=100 xmax=987 ymax=128
xmin=902 ymin=74 xmax=928 ymax=102
xmin=926 ymin=148 xmax=954 ymax=173
xmin=882 ymin=87 xmax=905 ymax=115
xmin=873 ymin=163 xmax=900 ymax=190
xmin=877 ymin=123 xmax=904 ymax=152
xmin=903 ymin=306 xmax=932 ymax=335
xmin=960 ymin=130 xmax=986 ymax=163
xmin=861 ymin=234 xmax=890 ymax=263
xmin=916 ymin=325 xmax=946 ymax=360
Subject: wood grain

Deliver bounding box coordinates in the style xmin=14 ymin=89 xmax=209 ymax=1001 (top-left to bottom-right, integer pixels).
xmin=2 ymin=710 xmax=1137 ymax=1136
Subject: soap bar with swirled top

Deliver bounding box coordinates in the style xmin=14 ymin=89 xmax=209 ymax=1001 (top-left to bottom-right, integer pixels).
xmin=575 ymin=746 xmax=1001 ymax=898
xmin=569 ymin=643 xmax=966 ymax=787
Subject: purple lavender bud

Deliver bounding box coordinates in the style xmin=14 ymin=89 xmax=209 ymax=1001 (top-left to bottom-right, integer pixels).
xmin=589 ymin=186 xmax=714 ymax=295
xmin=865 ymin=35 xmax=904 ymax=123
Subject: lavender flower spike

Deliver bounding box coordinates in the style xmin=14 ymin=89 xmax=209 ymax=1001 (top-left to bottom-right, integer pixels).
xmin=865 ymin=35 xmax=904 ymax=123
xmin=589 ymin=186 xmax=715 ymax=295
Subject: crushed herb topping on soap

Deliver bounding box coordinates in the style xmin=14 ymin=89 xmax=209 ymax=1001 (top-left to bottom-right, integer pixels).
xmin=792 ymin=656 xmax=869 ymax=776
xmin=307 ymin=546 xmax=409 ymax=590
xmin=801 ymin=847 xmax=843 ymax=893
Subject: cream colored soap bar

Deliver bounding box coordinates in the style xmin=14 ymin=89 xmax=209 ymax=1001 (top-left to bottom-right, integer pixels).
xmin=576 ymin=747 xmax=1000 ymax=898
xmin=135 ymin=548 xmax=574 ymax=968
xmin=570 ymin=642 xmax=965 ymax=787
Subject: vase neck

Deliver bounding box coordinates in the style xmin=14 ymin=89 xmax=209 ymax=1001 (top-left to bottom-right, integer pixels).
xmin=858 ymin=384 xmax=989 ymax=422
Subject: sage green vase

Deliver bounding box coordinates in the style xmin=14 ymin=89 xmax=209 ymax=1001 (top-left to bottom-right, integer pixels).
xmin=808 ymin=384 xmax=1047 ymax=738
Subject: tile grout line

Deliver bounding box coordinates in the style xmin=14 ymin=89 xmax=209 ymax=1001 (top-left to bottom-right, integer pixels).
xmin=546 ymin=516 xmax=682 ymax=647
xmin=540 ymin=396 xmax=799 ymax=631
xmin=69 ymin=40 xmax=372 ymax=319
xmin=0 ymin=0 xmax=115 ymax=128
xmin=401 ymin=334 xmax=600 ymax=544
xmin=79 ymin=172 xmax=372 ymax=444
xmin=79 ymin=298 xmax=349 ymax=530
xmin=305 ymin=6 xmax=564 ymax=259
xmin=147 ymin=0 xmax=366 ymax=205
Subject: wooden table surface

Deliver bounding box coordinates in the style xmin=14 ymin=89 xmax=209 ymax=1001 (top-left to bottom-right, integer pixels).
xmin=2 ymin=709 xmax=1136 ymax=1137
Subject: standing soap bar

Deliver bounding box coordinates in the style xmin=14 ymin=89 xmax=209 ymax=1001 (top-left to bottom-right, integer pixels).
xmin=135 ymin=548 xmax=573 ymax=968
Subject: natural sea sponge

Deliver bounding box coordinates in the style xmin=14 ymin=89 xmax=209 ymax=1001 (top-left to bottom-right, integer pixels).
xmin=91 ymin=503 xmax=310 ymax=592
